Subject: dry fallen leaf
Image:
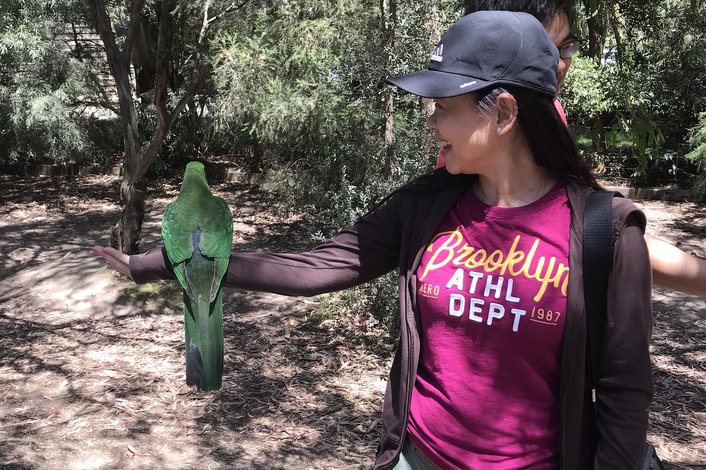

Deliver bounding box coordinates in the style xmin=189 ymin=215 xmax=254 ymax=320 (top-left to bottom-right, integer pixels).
xmin=198 ymin=424 xmax=212 ymax=435
xmin=177 ymin=385 xmax=193 ymax=395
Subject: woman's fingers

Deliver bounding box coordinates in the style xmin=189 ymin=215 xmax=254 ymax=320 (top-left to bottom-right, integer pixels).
xmin=91 ymin=245 xmax=132 ymax=280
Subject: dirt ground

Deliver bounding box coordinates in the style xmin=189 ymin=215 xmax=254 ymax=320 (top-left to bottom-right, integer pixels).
xmin=0 ymin=174 xmax=704 ymax=470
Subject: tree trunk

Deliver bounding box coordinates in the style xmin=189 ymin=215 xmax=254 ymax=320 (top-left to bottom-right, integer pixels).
xmin=111 ymin=96 xmax=145 ymax=253
xmin=381 ymin=0 xmax=396 ymax=180
xmin=89 ymin=0 xmax=204 ymax=254
xmin=383 ymin=92 xmax=394 ymax=179
xmin=591 ymin=114 xmax=606 ymax=154
xmin=582 ymin=0 xmax=607 ymax=153
xmin=585 ymin=12 xmax=604 ymax=60
xmin=88 ymin=0 xmax=146 ymax=253
xmin=111 ymin=176 xmax=146 ymax=254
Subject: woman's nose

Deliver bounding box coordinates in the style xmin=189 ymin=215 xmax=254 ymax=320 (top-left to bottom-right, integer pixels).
xmin=426 ymin=113 xmax=437 ymax=130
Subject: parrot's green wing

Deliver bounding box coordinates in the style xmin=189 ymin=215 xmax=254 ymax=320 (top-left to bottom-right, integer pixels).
xmin=197 ymin=195 xmax=233 ymax=302
xmin=161 ymin=200 xmax=194 ymax=295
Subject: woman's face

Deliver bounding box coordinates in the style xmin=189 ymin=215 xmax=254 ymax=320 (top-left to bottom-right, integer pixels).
xmin=544 ymin=11 xmax=572 ymax=93
xmin=426 ymin=94 xmax=494 ymax=175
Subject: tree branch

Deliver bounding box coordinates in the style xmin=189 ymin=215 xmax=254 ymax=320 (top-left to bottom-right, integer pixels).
xmin=609 ymin=2 xmax=623 ymax=71
xmin=135 ymin=0 xmax=208 ymax=180
xmin=84 ymin=68 xmax=121 ymax=114
xmin=168 ymin=65 xmax=210 ymax=129
xmin=152 ymin=0 xmax=171 ymax=131
xmin=87 ymin=0 xmax=123 ymax=75
xmin=199 ymin=0 xmax=213 ymax=44
xmin=201 ymin=0 xmax=254 ymax=41
xmin=130 ymin=0 xmax=171 ymax=184
xmin=138 ymin=64 xmax=210 ymax=181
xmin=87 ymin=0 xmax=137 ymax=130
xmin=124 ymin=0 xmax=145 ymax=61
xmin=69 ymin=100 xmax=120 ymax=115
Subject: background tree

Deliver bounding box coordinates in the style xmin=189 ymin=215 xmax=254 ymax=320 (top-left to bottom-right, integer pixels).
xmin=209 ymin=0 xmax=456 ymax=231
xmin=688 ymin=112 xmax=706 ymax=196
xmin=381 ymin=0 xmax=397 ymax=180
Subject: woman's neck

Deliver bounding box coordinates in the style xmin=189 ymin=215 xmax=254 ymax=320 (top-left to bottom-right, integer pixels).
xmin=473 ymin=155 xmax=558 ymax=208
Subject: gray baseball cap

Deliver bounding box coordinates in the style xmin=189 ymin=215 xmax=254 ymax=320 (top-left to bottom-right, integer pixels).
xmin=386 ymin=11 xmax=558 ymax=98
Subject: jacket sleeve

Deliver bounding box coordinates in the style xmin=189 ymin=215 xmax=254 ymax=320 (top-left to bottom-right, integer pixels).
xmin=130 ymin=246 xmax=174 ymax=283
xmin=222 ymin=192 xmax=403 ymax=296
xmin=594 ymin=204 xmax=653 ymax=469
xmin=130 ymin=192 xmax=404 ymax=296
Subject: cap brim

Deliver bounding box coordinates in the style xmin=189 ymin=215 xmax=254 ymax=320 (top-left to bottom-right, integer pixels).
xmin=386 ymin=69 xmax=491 ymax=98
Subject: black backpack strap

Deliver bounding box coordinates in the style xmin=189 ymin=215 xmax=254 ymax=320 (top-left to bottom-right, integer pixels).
xmin=582 ymin=190 xmax=616 ymax=408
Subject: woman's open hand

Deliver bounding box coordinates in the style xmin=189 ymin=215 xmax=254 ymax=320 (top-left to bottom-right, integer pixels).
xmin=92 ymin=246 xmax=133 ymax=280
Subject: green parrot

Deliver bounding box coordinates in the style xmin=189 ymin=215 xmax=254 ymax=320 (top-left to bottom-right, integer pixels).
xmin=161 ymin=161 xmax=233 ymax=391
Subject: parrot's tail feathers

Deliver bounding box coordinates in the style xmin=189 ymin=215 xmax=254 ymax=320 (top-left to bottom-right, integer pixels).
xmin=185 ymin=338 xmax=203 ymax=387
xmin=195 ymin=296 xmax=223 ymax=392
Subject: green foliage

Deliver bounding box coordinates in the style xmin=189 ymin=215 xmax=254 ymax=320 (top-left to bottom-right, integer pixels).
xmin=562 ymin=55 xmax=666 ymax=177
xmin=609 ymin=108 xmax=665 ymax=175
xmin=0 ymin=1 xmax=118 ymax=170
xmin=687 ymin=113 xmax=706 ymax=165
xmin=635 ymin=0 xmax=706 ymax=149
xmin=210 ymin=0 xmax=448 ymax=223
xmin=561 ymin=56 xmax=616 ymax=118
xmin=565 ymin=0 xmax=706 ymax=183
xmin=211 ymin=3 xmax=357 ymax=155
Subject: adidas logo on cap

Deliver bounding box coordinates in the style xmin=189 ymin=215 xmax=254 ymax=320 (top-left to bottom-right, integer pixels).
xmin=430 ymin=44 xmax=443 ymax=62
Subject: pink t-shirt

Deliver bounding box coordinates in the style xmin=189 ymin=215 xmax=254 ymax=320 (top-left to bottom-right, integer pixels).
xmin=408 ymin=183 xmax=570 ymax=469
xmin=554 ymin=99 xmax=568 ymax=126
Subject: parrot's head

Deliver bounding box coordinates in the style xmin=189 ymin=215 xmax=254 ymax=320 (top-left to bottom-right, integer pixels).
xmin=185 ymin=161 xmax=206 ymax=174
xmin=181 ymin=161 xmax=209 ymax=193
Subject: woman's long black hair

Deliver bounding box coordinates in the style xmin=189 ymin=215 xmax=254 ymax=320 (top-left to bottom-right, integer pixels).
xmin=477 ymin=85 xmax=600 ymax=189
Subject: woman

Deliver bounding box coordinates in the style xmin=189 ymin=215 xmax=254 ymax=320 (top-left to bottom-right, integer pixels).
xmin=94 ymin=11 xmax=653 ymax=469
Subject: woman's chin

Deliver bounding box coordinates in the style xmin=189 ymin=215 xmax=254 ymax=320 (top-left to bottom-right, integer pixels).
xmin=444 ymin=162 xmax=460 ymax=175
xmin=446 ymin=156 xmax=460 ymax=175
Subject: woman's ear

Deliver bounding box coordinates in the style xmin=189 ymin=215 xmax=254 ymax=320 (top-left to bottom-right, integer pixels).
xmin=494 ymin=92 xmax=519 ymax=136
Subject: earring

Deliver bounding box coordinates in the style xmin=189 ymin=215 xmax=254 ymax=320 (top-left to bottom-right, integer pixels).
xmin=496 ymin=126 xmax=503 ymax=134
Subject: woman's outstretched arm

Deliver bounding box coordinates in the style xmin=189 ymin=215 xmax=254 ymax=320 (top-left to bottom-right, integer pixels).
xmin=647 ymin=234 xmax=706 ymax=296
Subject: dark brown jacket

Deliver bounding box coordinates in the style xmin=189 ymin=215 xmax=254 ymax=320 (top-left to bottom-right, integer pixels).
xmin=131 ymin=172 xmax=653 ymax=469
